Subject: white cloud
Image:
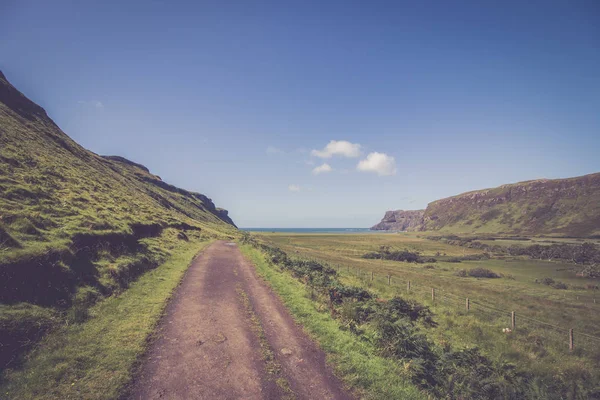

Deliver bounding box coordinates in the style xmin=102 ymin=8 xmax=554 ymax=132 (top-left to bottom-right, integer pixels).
xmin=312 ymin=163 xmax=333 ymax=175
xmin=311 ymin=140 xmax=361 ymax=158
xmin=266 ymin=146 xmax=284 ymax=155
xmin=288 ymin=184 xmax=301 ymax=192
xmin=357 ymin=152 xmax=397 ymax=176
xmin=94 ymin=101 xmax=104 ymax=109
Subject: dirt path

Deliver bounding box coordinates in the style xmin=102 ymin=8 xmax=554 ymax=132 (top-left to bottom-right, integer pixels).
xmin=130 ymin=241 xmax=352 ymax=400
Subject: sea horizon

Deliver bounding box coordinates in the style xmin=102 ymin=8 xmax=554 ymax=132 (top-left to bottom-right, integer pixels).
xmin=241 ymin=227 xmax=374 ymax=233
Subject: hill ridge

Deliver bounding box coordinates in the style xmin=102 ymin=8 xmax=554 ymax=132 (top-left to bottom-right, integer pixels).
xmin=0 ymin=69 xmax=237 ymax=368
xmin=371 ymin=172 xmax=600 ymax=237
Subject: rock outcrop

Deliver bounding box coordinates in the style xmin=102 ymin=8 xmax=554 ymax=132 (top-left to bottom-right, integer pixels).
xmin=371 ymin=210 xmax=425 ymax=231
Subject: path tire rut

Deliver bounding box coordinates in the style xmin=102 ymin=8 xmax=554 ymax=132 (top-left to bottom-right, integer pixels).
xmin=130 ymin=241 xmax=352 ymax=400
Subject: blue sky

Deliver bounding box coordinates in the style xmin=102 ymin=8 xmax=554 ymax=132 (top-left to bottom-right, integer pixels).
xmin=1 ymin=1 xmax=599 ymax=227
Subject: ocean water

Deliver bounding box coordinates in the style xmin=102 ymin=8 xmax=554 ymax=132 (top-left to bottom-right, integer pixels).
xmin=241 ymin=228 xmax=373 ymax=233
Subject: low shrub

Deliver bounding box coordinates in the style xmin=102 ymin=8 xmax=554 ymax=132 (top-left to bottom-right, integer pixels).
xmin=535 ymin=277 xmax=569 ymax=290
xmin=454 ymin=267 xmax=500 ymax=279
xmin=329 ymin=284 xmax=372 ymax=304
xmin=536 ymin=277 xmax=555 ymax=286
xmin=373 ymin=316 xmax=438 ymax=387
xmin=467 ymin=267 xmax=501 ymax=279
xmin=552 ymin=281 xmax=569 ymax=290
xmin=382 ymin=297 xmax=436 ymax=326
xmin=362 ymin=246 xmax=436 ymax=263
xmin=455 ymin=268 xmax=500 ymax=278
xmin=435 ymin=347 xmax=525 ymax=399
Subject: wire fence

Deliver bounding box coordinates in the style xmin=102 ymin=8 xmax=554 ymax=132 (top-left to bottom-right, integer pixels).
xmin=309 ymin=258 xmax=600 ymax=354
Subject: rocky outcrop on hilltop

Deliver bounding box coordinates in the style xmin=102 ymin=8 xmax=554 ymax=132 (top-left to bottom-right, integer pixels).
xmin=371 ymin=210 xmax=425 ymax=231
xmin=216 ymin=208 xmax=237 ymax=228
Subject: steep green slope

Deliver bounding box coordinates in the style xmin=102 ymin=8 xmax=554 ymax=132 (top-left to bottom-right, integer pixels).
xmin=0 ymin=69 xmax=234 ymax=251
xmin=0 ymin=70 xmax=236 ymax=368
xmin=422 ymin=173 xmax=600 ymax=237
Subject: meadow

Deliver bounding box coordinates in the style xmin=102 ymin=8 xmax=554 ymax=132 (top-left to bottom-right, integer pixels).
xmin=250 ymin=232 xmax=600 ymax=398
xmin=260 ymin=232 xmax=600 ymax=321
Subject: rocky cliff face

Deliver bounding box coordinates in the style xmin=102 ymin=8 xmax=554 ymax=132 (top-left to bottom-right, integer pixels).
xmin=371 ymin=173 xmax=600 ymax=237
xmin=371 ymin=210 xmax=425 ymax=231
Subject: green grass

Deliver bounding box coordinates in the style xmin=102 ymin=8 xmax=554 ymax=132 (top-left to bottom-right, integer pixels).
xmin=0 ymin=73 xmax=238 ymax=376
xmin=334 ymin=264 xmax=599 ymax=392
xmin=240 ymin=244 xmax=426 ymax=400
xmin=1 ymin=71 xmax=236 ymax=295
xmin=246 ymin=235 xmax=600 ymax=398
xmin=0 ymin=240 xmax=211 ymax=400
xmin=260 ymin=233 xmax=600 ymax=335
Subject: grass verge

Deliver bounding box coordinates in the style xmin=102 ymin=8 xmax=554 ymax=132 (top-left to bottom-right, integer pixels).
xmin=253 ymin=234 xmax=600 ymax=398
xmin=239 ymin=244 xmax=425 ymax=400
xmin=0 ymin=240 xmax=212 ymax=400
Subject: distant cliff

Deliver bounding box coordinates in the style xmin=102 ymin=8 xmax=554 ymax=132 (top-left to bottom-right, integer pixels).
xmin=371 ymin=173 xmax=600 ymax=237
xmin=371 ymin=210 xmax=425 ymax=231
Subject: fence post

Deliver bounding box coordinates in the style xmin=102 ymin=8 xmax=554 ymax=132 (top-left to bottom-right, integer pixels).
xmin=387 ymin=275 xmax=391 ymax=285
xmin=569 ymin=329 xmax=574 ymax=351
xmin=466 ymin=298 xmax=470 ymax=312
xmin=432 ymin=288 xmax=435 ymax=302
xmin=511 ymin=311 xmax=516 ymax=330
xmin=371 ymin=271 xmax=374 ymax=282
xmin=407 ymin=281 xmax=411 ymax=292
xmin=347 ymin=265 xmax=350 ymax=273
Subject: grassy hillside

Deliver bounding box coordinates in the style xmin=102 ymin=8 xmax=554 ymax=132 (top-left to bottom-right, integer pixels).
xmin=422 ymin=173 xmax=600 ymax=237
xmin=372 ymin=173 xmax=600 ymax=237
xmin=0 ymin=70 xmax=236 ymax=372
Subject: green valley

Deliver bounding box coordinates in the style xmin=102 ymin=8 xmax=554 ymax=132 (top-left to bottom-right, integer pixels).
xmin=0 ymin=71 xmax=237 ymax=396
